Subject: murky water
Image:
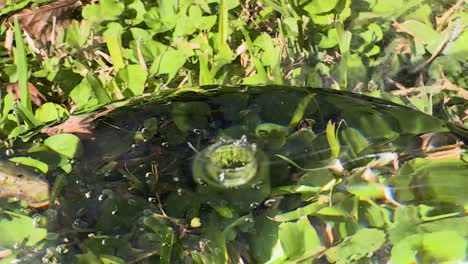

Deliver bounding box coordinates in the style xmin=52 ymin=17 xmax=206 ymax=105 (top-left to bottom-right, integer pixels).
xmin=1 ymin=86 xmax=467 ymax=263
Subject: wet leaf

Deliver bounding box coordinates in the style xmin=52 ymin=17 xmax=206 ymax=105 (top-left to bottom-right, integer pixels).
xmin=9 ymin=156 xmax=48 ymax=173
xmin=0 ymin=211 xmax=47 ymax=248
xmin=391 ymin=231 xmax=467 ymax=263
xmin=325 ymin=228 xmax=385 ymax=264
xmin=278 ymin=217 xmax=323 ymax=262
xmin=172 ymin=102 xmax=210 ymax=133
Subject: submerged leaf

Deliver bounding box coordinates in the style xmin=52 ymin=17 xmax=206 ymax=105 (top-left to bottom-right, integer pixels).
xmin=325 ymin=228 xmax=385 ymax=264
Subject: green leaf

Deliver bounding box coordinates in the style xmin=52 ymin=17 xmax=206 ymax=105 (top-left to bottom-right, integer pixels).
xmin=0 ymin=212 xmax=47 ymax=248
xmin=444 ymin=31 xmax=468 ymax=63
xmin=255 ymin=123 xmax=289 ymax=149
xmin=9 ymin=156 xmax=49 ymax=173
xmin=391 ymin=231 xmax=467 ymax=263
xmin=82 ymin=0 xmax=125 ymax=24
xmin=13 ymin=18 xmax=31 ymax=112
xmin=339 ymin=127 xmax=369 ymax=158
xmin=326 ymin=121 xmax=340 ymax=159
xmin=325 ymin=228 xmax=385 ymax=264
xmin=65 ymin=20 xmax=91 ymax=49
xmin=422 ymin=231 xmax=466 ymax=261
xmin=172 ymin=102 xmax=211 ymax=133
xmin=304 ymin=0 xmax=339 ymax=14
xmin=253 ymin=34 xmax=281 ymax=68
xmin=103 ymin=23 xmax=125 ymax=72
xmin=34 ymin=102 xmax=69 ymax=123
xmin=390 ymin=158 xmax=468 ymax=204
xmin=399 ymin=20 xmax=439 ymax=45
xmin=278 ymin=217 xmax=323 ymax=262
xmin=149 ymin=49 xmax=187 ymax=83
xmin=274 ymin=201 xmax=328 ymax=222
xmin=116 ymin=64 xmax=148 ymax=96
xmin=44 ymin=133 xmax=81 ymax=158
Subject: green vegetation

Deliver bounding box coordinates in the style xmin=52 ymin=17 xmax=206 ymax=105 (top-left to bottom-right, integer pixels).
xmin=0 ymin=0 xmax=466 ymax=263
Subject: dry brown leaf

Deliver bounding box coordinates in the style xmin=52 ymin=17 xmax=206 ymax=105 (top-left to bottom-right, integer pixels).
xmin=8 ymin=0 xmax=84 ymax=44
xmin=5 ymin=82 xmax=47 ymax=106
xmin=41 ymin=108 xmax=115 ymax=136
xmin=435 ymin=0 xmax=465 ymax=32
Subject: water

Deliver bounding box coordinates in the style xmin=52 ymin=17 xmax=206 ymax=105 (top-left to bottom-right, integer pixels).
xmin=1 ymin=86 xmax=467 ymax=263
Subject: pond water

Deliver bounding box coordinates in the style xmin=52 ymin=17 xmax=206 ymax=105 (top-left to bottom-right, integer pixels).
xmin=1 ymin=86 xmax=467 ymax=263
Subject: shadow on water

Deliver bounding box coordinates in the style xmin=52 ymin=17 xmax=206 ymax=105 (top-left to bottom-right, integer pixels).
xmin=1 ymin=86 xmax=467 ymax=263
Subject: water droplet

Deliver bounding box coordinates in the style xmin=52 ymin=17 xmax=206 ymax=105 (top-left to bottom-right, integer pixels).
xmin=148 ymin=197 xmax=157 ymax=203
xmin=245 ymin=217 xmax=254 ymax=223
xmin=192 ymin=128 xmax=201 ymax=135
xmin=131 ymin=143 xmax=139 ymax=149
xmin=161 ymin=142 xmax=169 ymax=147
xmin=218 ymin=172 xmax=225 ymax=181
xmin=264 ymin=199 xmax=277 ymax=207
xmin=56 ymin=244 xmax=69 ymax=254
xmin=101 ymin=239 xmax=106 ymax=245
xmin=72 ymin=218 xmax=89 ymax=230
xmin=173 ymin=177 xmax=180 ymax=182
xmin=251 ymin=181 xmax=263 ymax=190
xmin=111 ymin=206 xmax=118 ymax=215
xmin=32 ymin=214 xmax=41 ymax=227
xmin=249 ymin=202 xmax=259 ymax=208
xmin=177 ymin=188 xmax=183 ymax=196
xmin=5 ymin=149 xmax=14 ymax=156
xmin=85 ymin=191 xmax=92 ymax=199
xmin=145 ymin=172 xmax=153 ymax=178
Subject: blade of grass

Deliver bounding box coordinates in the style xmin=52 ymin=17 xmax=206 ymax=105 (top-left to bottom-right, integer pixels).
xmin=335 ymin=16 xmax=351 ymax=89
xmin=103 ymin=23 xmax=125 ymax=72
xmin=13 ymin=18 xmax=32 ymax=112
xmin=217 ymin=0 xmax=228 ymax=50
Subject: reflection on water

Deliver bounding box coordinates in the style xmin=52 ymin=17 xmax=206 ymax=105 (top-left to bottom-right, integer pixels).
xmin=1 ymin=86 xmax=467 ymax=263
